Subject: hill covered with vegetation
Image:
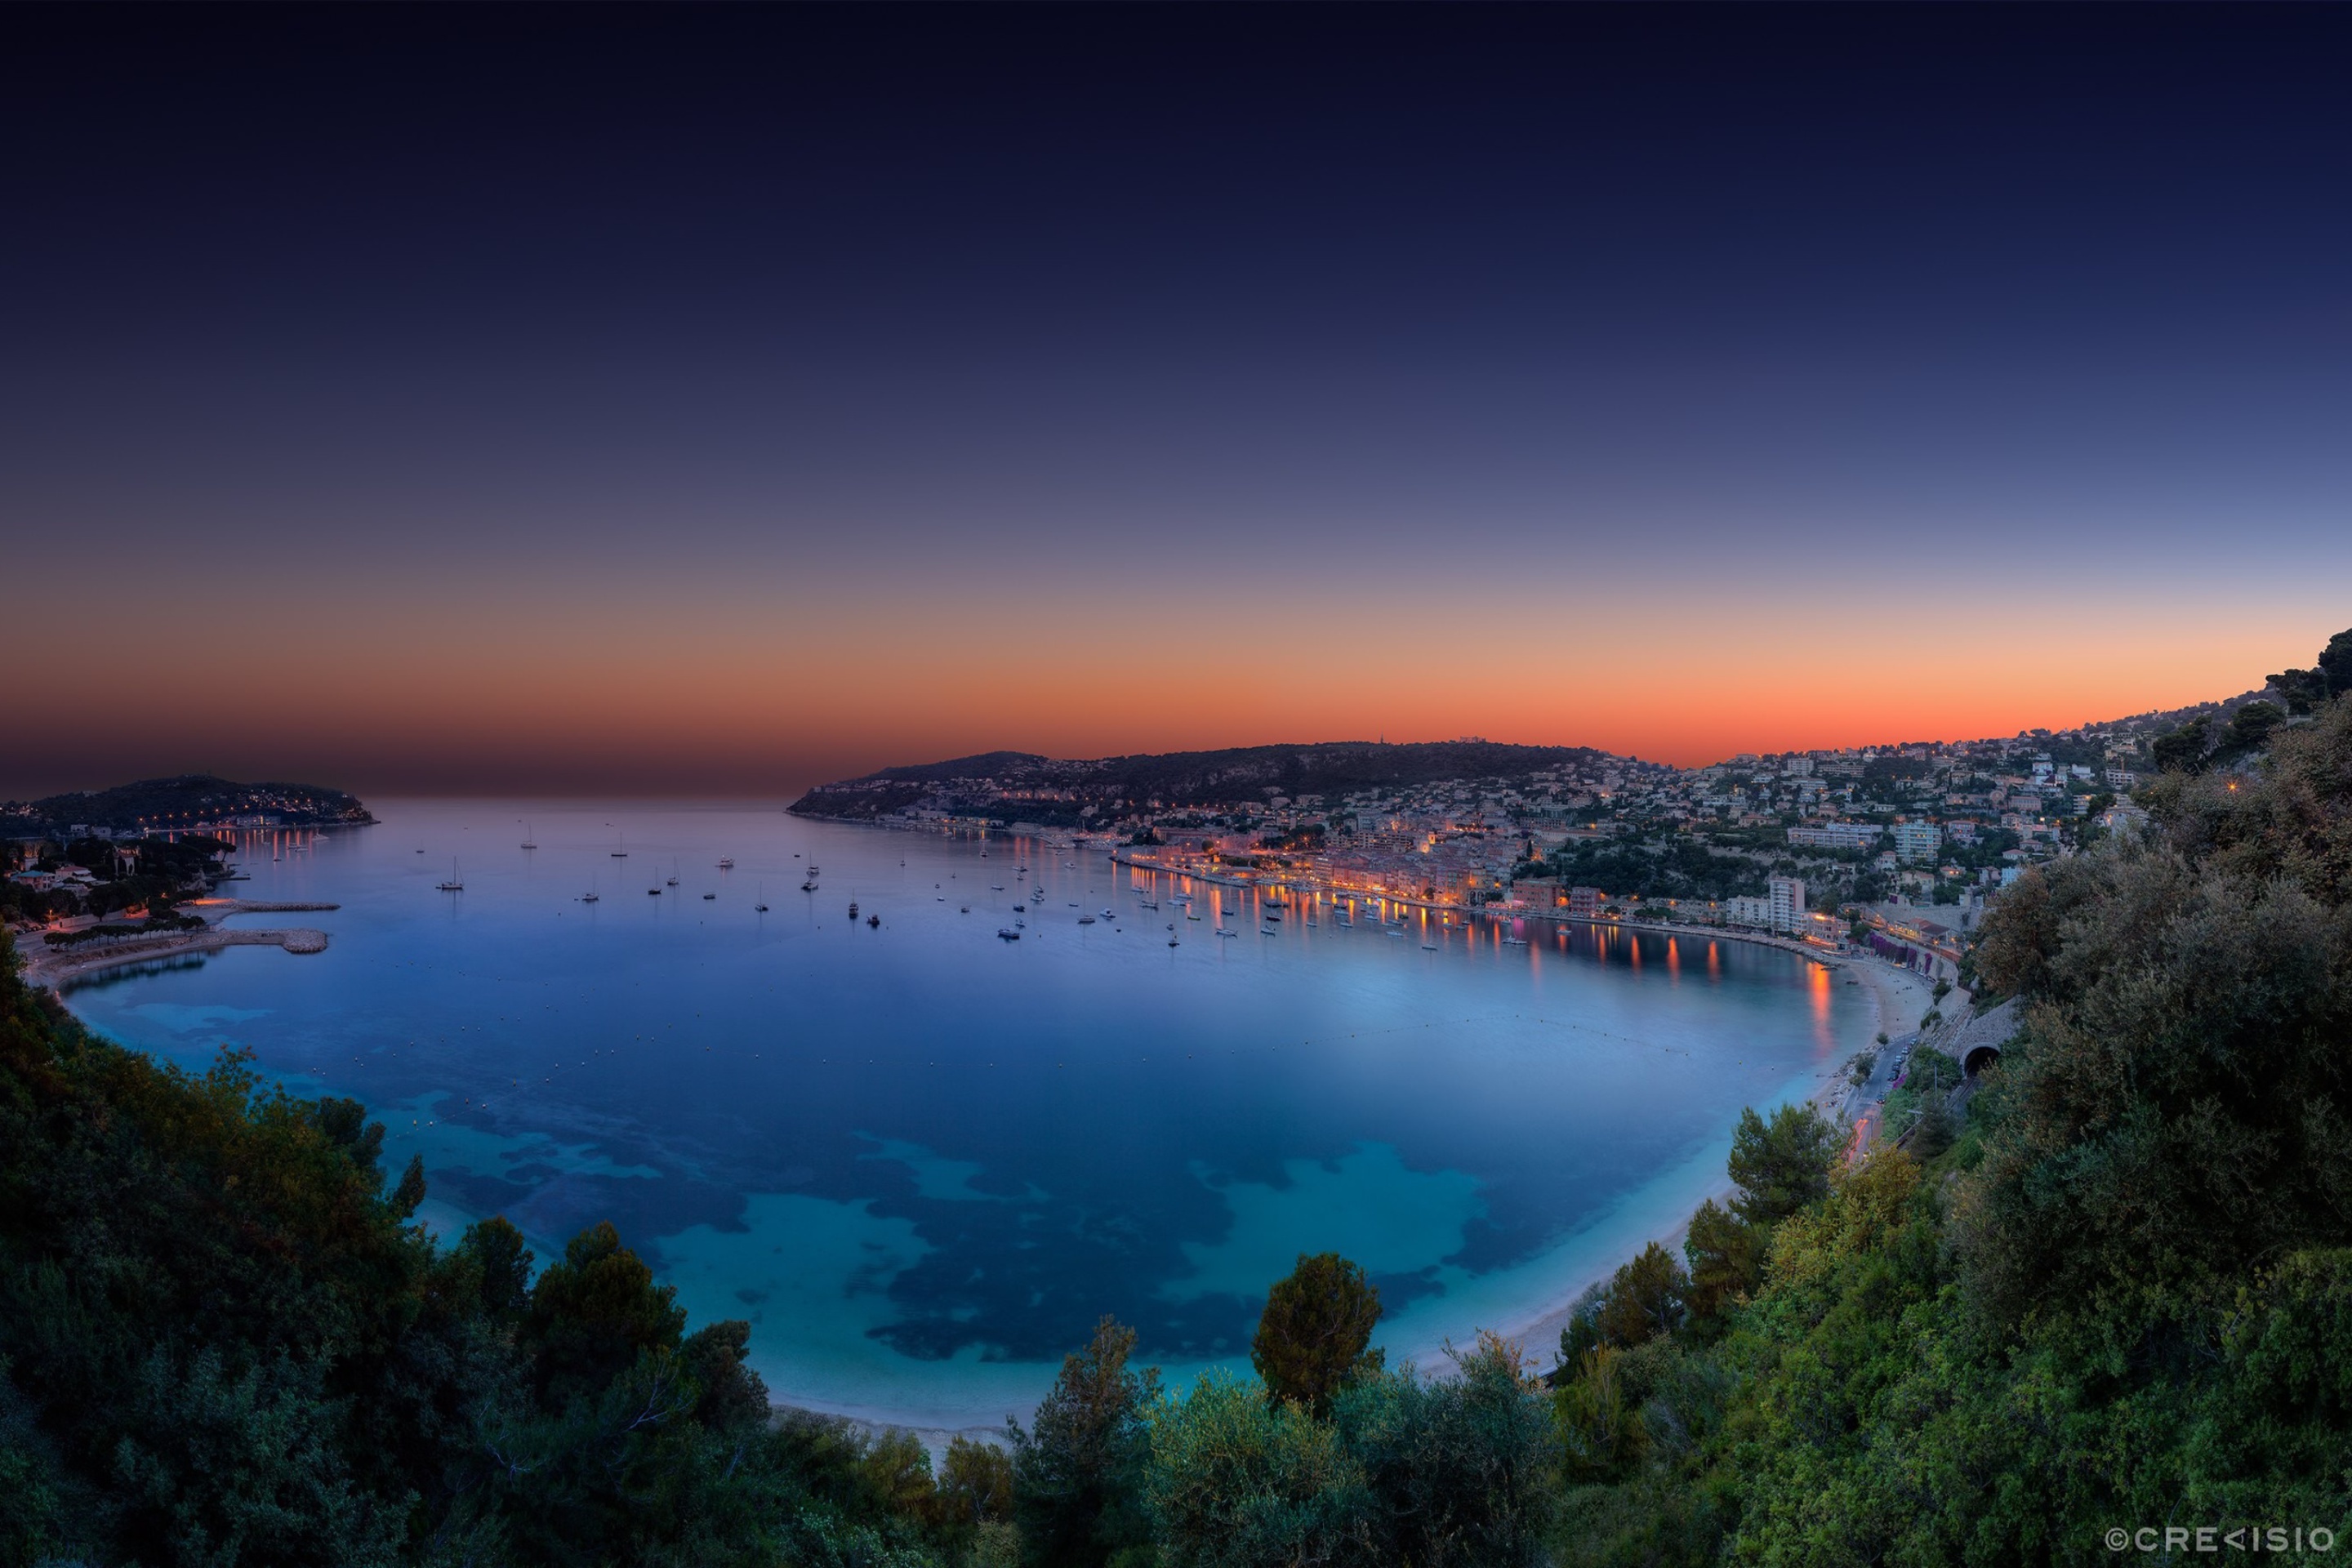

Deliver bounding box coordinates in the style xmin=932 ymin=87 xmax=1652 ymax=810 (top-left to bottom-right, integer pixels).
xmin=788 ymin=741 xmax=1626 ymax=823
xmin=2 ymin=774 xmax=375 ymax=836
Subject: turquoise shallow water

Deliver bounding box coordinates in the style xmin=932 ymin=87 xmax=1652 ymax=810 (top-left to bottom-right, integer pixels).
xmin=60 ymin=800 xmax=1867 ymax=1426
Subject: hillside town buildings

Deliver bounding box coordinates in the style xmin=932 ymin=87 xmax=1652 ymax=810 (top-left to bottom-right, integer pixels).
xmin=794 ymin=693 xmax=2277 ymax=984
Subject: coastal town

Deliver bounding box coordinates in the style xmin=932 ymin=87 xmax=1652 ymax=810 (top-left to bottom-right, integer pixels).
xmin=787 ymin=682 xmax=2305 ymax=989
xmin=0 ymin=775 xmax=356 ymax=982
xmin=9 ymin=679 xmax=2294 ymax=1000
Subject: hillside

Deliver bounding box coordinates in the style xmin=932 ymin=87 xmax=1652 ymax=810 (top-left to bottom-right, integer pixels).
xmin=1 ymin=774 xmax=375 ymax=836
xmin=790 ymin=740 xmax=1629 ymax=822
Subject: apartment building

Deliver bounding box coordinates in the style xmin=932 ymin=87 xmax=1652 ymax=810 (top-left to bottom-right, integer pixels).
xmin=1788 ymin=822 xmax=1881 ymax=850
xmin=1893 ymin=818 xmax=1942 ymax=865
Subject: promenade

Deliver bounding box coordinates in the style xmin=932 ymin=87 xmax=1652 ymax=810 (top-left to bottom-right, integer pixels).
xmin=1109 ymin=846 xmax=1864 ymax=967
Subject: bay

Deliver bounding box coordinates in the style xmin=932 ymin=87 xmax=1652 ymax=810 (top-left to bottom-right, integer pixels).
xmin=60 ymin=799 xmax=1869 ymax=1428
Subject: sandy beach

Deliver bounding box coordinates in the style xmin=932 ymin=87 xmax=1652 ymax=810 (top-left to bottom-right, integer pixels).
xmin=1841 ymin=955 xmax=1935 ymax=1041
xmin=1432 ymin=1035 xmax=1864 ymax=1382
xmin=1411 ymin=950 xmax=1933 ymax=1381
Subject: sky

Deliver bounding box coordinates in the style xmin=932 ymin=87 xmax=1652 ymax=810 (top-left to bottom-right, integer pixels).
xmin=5 ymin=7 xmax=2349 ymax=797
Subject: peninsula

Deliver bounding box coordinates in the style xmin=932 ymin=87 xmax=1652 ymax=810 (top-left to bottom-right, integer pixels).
xmin=1 ymin=773 xmax=376 ymax=840
xmin=2 ymin=775 xmax=364 ymax=982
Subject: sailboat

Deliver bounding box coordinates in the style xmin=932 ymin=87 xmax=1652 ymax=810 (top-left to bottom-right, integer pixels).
xmin=581 ymin=872 xmax=599 ymax=903
xmin=755 ymin=886 xmax=768 ymax=911
xmin=521 ymin=821 xmax=537 ymax=850
xmin=611 ymin=831 xmax=628 ymax=858
xmin=666 ymin=858 xmax=679 ymax=887
xmin=436 ymin=858 xmax=464 ymax=892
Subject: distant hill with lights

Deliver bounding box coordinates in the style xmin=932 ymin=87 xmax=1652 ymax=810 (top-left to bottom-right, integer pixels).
xmin=788 ymin=740 xmax=1640 ymax=823
xmin=789 ymin=644 xmax=2344 ymax=827
xmin=1 ymin=775 xmax=375 ymax=837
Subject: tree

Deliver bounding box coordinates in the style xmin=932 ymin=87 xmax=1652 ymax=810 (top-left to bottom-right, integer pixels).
xmin=678 ymin=1317 xmax=768 ymax=1432
xmin=1556 ymin=1282 xmax=1608 ymax=1370
xmin=1908 ymin=1094 xmax=1954 ymax=1160
xmin=2150 ymin=713 xmax=2214 ymax=773
xmin=1592 ymin=1243 xmax=1688 ymax=1348
xmin=2269 ymin=665 xmax=2330 ymax=715
xmin=1725 ymin=1103 xmax=1838 ymax=1228
xmin=1009 ymin=1316 xmax=1160 ymax=1567
xmin=523 ymin=1221 xmax=688 ymax=1412
xmin=1143 ymin=1372 xmax=1368 ymax=1567
xmin=1552 ymin=1347 xmax=1646 ymax=1484
xmin=1682 ymin=1199 xmax=1761 ymax=1322
xmin=1334 ymin=1333 xmax=1557 ymax=1564
xmin=1251 ymin=1253 xmax=1385 ymax=1414
xmin=2212 ymin=699 xmax=2285 ymax=763
xmin=935 ymin=1434 xmax=1014 ymax=1548
xmin=390 ymin=1152 xmax=427 ymax=1218
xmin=454 ymin=1214 xmax=535 ymax=1325
xmin=2320 ymin=626 xmax=2352 ymax=697
xmin=861 ymin=1428 xmax=941 ymax=1521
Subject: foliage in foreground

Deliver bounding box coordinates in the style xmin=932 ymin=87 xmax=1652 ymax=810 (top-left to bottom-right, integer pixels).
xmin=0 ymin=935 xmax=1009 ymax=1567
xmin=1548 ymin=692 xmax=2352 ymax=1566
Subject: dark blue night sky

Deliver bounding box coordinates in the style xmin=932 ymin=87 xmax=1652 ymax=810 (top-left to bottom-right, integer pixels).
xmin=6 ymin=7 xmax=2347 ymax=792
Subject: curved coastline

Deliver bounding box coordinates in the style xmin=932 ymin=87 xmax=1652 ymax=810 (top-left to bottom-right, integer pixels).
xmin=29 ymin=916 xmax=336 ymax=988
xmin=47 ymin=807 xmax=1907 ymax=1435
xmin=730 ymin=822 xmax=1935 ymax=1423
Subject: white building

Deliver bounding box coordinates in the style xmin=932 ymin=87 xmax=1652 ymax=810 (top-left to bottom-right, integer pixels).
xmin=1788 ymin=822 xmax=1880 ymax=851
xmin=1894 ymin=818 xmax=1942 ymax=865
xmin=1767 ymin=875 xmax=1806 ymax=933
xmin=1726 ymin=894 xmax=1771 ymax=928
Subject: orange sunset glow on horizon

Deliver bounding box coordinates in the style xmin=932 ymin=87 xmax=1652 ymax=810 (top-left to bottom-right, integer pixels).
xmin=7 ymin=577 xmax=2334 ymax=797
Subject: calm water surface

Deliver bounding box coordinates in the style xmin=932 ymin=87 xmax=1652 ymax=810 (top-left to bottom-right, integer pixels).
xmin=62 ymin=800 xmax=1868 ymax=1425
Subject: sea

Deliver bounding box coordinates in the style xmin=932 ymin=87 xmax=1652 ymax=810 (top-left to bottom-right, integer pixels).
xmin=57 ymin=800 xmax=1870 ymax=1429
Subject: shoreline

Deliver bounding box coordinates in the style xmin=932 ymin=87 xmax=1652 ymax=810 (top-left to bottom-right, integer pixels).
xmin=26 ymin=925 xmax=332 ymax=987
xmin=785 ymin=820 xmax=1928 ymax=1403
xmin=41 ymin=808 xmax=1923 ymax=1432
xmin=802 ymin=816 xmax=1916 ymax=981
xmin=1106 ymin=844 xmax=1882 ymax=969
xmin=19 ymin=899 xmax=341 ymax=989
xmin=1399 ymin=1031 xmax=1867 ymax=1382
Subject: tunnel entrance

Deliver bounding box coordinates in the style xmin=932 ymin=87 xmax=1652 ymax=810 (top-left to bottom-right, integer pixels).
xmin=1963 ymin=1044 xmax=2002 ymax=1077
